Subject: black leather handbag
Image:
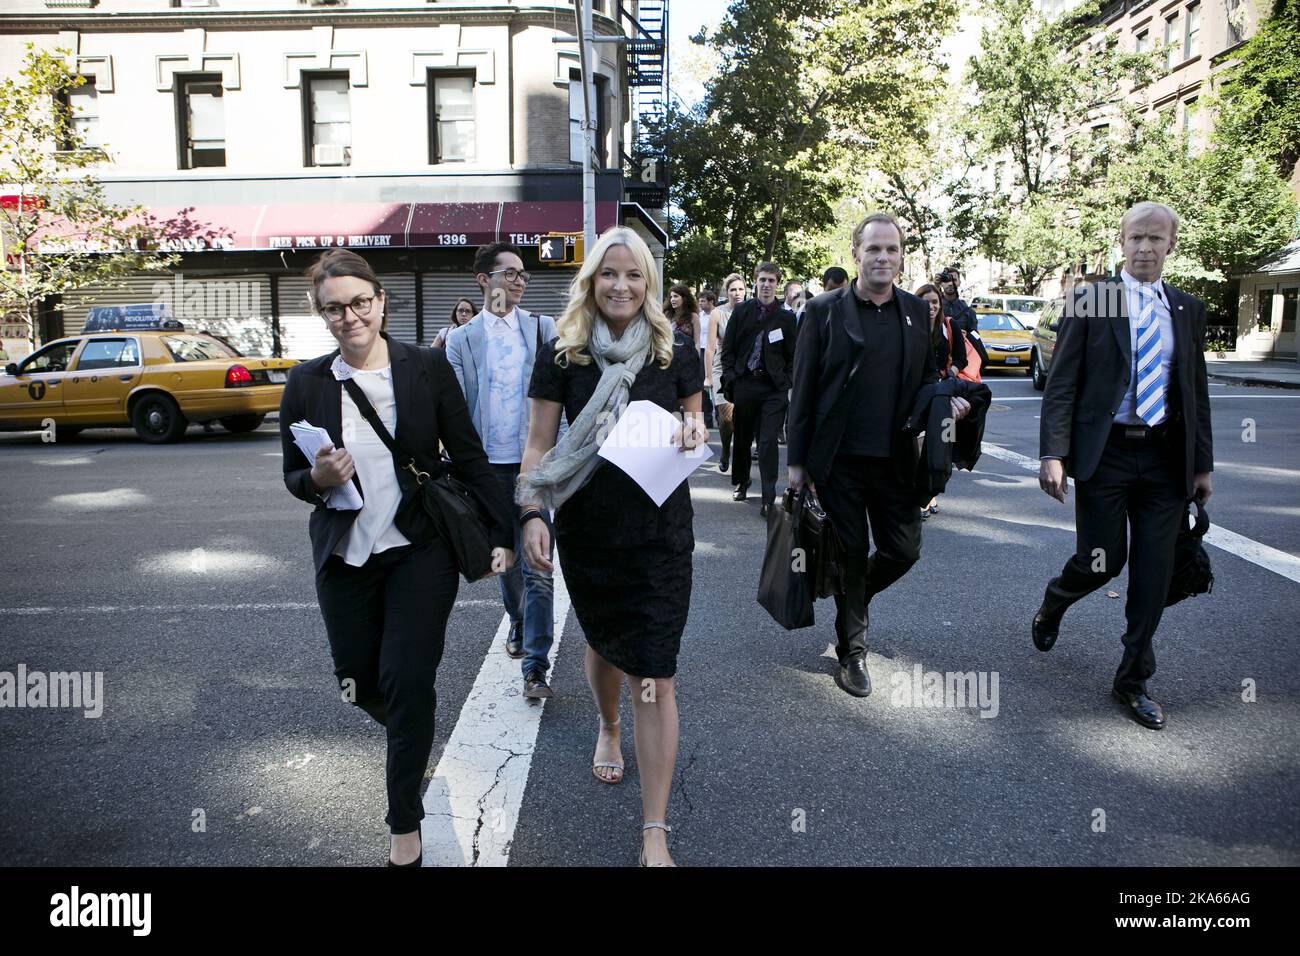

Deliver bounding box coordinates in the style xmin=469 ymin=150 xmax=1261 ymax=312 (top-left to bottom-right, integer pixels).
xmin=340 ymin=377 xmax=495 ymax=582
xmin=757 ymin=486 xmax=844 ymax=630
xmin=1166 ymin=498 xmax=1213 ymax=607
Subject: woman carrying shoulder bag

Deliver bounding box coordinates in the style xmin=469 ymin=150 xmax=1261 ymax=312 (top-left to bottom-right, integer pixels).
xmin=279 ymin=250 xmax=514 ymax=867
xmin=516 ymin=227 xmax=706 ymax=867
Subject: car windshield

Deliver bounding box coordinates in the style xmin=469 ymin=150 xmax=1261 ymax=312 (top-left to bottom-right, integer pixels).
xmin=977 ymin=312 xmax=1028 ymax=332
xmin=1007 ymin=298 xmax=1046 ymax=314
xmin=160 ymin=334 xmax=237 ymax=362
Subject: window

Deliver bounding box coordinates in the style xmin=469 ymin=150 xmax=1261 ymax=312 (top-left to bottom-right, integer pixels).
xmin=1182 ymin=97 xmax=1199 ymax=132
xmin=305 ymin=73 xmax=351 ymax=167
xmin=75 ymin=338 xmax=139 ymax=371
xmin=1184 ymin=2 xmax=1201 ymax=60
xmin=1135 ymin=30 xmax=1148 ymax=54
xmin=57 ymin=77 xmax=100 ymax=149
xmin=160 ymin=335 xmax=236 ymax=362
xmin=568 ymin=71 xmax=609 ymax=166
xmin=19 ymin=341 xmax=80 ymax=375
xmin=976 ymin=313 xmax=1022 ymax=332
xmin=1282 ymin=288 xmax=1298 ymax=334
xmin=428 ymin=71 xmax=475 ymax=164
xmin=1164 ymin=14 xmax=1179 ymax=69
xmin=1226 ymin=0 xmax=1245 ymax=45
xmin=177 ymin=75 xmax=226 ymax=169
xmin=1091 ymin=123 xmax=1110 ymax=175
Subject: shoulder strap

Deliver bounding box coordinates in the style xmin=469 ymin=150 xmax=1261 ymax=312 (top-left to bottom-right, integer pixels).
xmin=341 ymin=376 xmax=430 ymax=482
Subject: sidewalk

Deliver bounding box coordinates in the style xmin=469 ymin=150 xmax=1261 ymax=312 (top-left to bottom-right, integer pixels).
xmin=1205 ymin=357 xmax=1300 ymax=390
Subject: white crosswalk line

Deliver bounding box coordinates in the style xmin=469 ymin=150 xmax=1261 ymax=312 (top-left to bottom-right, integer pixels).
xmin=421 ymin=559 xmax=572 ymax=866
xmin=981 ymin=442 xmax=1300 ymax=585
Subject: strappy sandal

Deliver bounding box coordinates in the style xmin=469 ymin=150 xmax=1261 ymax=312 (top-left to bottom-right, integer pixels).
xmin=591 ymin=717 xmax=624 ymax=785
xmin=639 ymin=822 xmax=674 ymax=867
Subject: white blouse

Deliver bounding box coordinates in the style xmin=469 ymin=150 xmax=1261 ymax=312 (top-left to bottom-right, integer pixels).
xmin=330 ymin=356 xmax=411 ymax=567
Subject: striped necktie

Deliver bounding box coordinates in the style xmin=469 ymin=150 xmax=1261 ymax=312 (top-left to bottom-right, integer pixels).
xmin=1134 ymin=284 xmax=1166 ymax=426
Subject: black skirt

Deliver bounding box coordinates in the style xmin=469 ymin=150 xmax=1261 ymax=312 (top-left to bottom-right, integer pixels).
xmin=557 ymin=538 xmax=691 ymax=679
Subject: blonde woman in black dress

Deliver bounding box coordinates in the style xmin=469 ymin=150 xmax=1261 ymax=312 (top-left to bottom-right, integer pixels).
xmin=516 ymin=227 xmax=705 ymax=867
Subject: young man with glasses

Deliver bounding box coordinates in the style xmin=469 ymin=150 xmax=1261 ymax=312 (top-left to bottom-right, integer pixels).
xmin=446 ymin=242 xmax=559 ymax=699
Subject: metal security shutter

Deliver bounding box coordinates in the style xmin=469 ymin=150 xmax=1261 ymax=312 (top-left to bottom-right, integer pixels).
xmin=377 ymin=273 xmax=417 ymax=345
xmin=60 ymin=273 xmax=275 ymax=356
xmin=277 ymin=275 xmax=337 ymax=360
xmin=523 ymin=269 xmax=576 ymax=320
xmin=421 ymin=272 xmax=482 ymax=340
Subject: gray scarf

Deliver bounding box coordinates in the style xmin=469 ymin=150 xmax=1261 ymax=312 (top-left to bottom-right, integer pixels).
xmin=516 ymin=314 xmax=653 ymax=511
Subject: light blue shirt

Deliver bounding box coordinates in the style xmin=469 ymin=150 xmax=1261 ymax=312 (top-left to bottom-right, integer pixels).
xmin=483 ymin=307 xmax=527 ymax=464
xmin=1114 ymin=268 xmax=1175 ymax=425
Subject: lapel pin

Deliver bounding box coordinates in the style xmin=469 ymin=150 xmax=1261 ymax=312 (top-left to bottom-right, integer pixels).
xmin=905 ymin=316 xmax=912 ymax=326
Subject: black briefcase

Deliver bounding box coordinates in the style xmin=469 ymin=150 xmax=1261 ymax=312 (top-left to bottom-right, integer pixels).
xmin=1166 ymin=498 xmax=1213 ymax=607
xmin=757 ymin=487 xmax=844 ymax=630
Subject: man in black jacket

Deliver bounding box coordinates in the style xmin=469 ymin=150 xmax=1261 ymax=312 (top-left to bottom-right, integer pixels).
xmin=720 ymin=261 xmax=798 ymax=515
xmin=1035 ymin=202 xmax=1214 ymax=731
xmin=788 ymin=213 xmax=971 ymax=697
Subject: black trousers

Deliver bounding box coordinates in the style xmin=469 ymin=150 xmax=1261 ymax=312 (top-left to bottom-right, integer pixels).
xmin=730 ymin=376 xmax=787 ymax=504
xmin=315 ymin=538 xmax=460 ymax=834
xmin=1041 ymin=425 xmax=1186 ymax=692
xmin=818 ymin=454 xmax=923 ymax=663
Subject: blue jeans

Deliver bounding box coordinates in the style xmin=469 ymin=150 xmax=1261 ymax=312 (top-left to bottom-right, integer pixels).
xmin=491 ymin=463 xmax=555 ymax=678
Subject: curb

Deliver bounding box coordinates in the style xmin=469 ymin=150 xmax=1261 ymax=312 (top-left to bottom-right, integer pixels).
xmin=1206 ymin=373 xmax=1300 ymax=391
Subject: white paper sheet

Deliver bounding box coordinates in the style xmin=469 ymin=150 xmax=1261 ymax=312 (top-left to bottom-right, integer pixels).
xmin=290 ymin=420 xmax=363 ymax=511
xmin=596 ymin=400 xmax=713 ymax=507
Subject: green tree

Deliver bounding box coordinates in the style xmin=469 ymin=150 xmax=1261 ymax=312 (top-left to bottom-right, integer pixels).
xmin=656 ymin=0 xmax=959 ymax=284
xmin=0 ymin=46 xmax=176 ymax=345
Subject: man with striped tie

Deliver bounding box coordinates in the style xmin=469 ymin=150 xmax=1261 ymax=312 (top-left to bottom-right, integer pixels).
xmin=1034 ymin=202 xmax=1214 ymax=730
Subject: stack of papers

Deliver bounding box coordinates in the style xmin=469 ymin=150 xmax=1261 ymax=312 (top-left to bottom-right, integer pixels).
xmin=290 ymin=420 xmax=363 ymax=511
xmin=596 ymin=401 xmax=713 ymax=507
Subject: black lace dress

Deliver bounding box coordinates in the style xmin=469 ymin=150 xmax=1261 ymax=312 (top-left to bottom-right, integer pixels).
xmin=528 ymin=336 xmax=703 ymax=678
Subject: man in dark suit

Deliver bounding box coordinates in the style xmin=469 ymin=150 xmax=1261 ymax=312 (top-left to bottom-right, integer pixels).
xmin=788 ymin=213 xmax=971 ymax=697
xmin=720 ymin=261 xmax=798 ymax=516
xmin=1036 ymin=201 xmax=1214 ymax=730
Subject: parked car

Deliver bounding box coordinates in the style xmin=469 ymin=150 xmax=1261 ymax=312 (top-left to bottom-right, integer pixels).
xmin=971 ymin=293 xmax=1050 ymax=331
xmin=974 ymin=309 xmax=1034 ymax=374
xmin=0 ymin=311 xmax=295 ymax=443
xmin=1029 ymin=298 xmax=1066 ymax=391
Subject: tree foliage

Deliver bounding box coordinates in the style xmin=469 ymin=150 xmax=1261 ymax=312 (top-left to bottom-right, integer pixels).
xmin=0 ymin=46 xmax=176 ymax=343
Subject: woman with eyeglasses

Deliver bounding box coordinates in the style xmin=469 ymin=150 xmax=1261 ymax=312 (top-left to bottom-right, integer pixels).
xmin=278 ymin=249 xmax=515 ymax=866
xmin=432 ymin=297 xmax=477 ymax=349
xmin=517 ymin=227 xmax=705 ymax=867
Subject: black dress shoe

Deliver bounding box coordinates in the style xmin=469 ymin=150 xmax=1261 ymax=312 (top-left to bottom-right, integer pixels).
xmin=838 ymin=656 xmax=872 ymax=697
xmin=505 ymin=620 xmax=525 ymax=659
xmin=1031 ymin=603 xmax=1064 ymax=652
xmin=388 ymin=824 xmax=422 ymax=867
xmin=759 ymin=503 xmax=771 ymax=518
xmin=732 ymin=486 xmax=748 ymax=502
xmin=1113 ymin=687 xmax=1165 ymax=730
xmin=523 ymin=670 xmax=553 ymax=700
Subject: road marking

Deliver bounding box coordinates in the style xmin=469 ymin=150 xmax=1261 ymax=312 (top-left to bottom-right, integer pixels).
xmin=421 ymin=560 xmax=571 ymax=866
xmin=0 ymin=599 xmax=500 ymax=616
xmin=981 ymin=442 xmax=1300 ymax=585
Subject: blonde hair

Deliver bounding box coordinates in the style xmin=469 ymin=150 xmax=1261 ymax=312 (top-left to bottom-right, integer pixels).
xmin=1120 ymin=201 xmax=1180 ymax=241
xmin=554 ymin=227 xmax=675 ymax=369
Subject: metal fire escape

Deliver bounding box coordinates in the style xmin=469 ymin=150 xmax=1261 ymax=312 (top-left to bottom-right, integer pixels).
xmin=621 ymin=0 xmax=669 ymax=152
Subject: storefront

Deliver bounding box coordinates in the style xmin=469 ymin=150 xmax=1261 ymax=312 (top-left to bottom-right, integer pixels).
xmin=1235 ymin=240 xmax=1300 ymax=361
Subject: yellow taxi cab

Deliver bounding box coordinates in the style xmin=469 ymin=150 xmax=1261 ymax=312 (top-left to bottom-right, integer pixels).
xmin=0 ymin=307 xmax=296 ymax=443
xmin=973 ymin=308 xmax=1034 ymax=374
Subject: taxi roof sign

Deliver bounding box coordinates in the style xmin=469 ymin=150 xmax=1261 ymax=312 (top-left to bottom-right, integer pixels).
xmin=82 ymin=304 xmax=184 ymax=333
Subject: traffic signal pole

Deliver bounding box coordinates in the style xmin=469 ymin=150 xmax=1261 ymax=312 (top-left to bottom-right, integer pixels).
xmin=574 ymin=0 xmax=597 ymax=254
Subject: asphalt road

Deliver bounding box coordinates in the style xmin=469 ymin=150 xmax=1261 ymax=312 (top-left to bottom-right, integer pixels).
xmin=1 ymin=368 xmax=1297 ymax=866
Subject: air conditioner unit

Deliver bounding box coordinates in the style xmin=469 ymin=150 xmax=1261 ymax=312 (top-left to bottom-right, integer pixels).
xmin=313 ymin=144 xmax=349 ymax=166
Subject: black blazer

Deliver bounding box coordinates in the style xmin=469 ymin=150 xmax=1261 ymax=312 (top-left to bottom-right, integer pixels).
xmin=1039 ymin=276 xmax=1213 ymax=496
xmin=279 ymin=333 xmax=514 ymax=573
xmin=788 ymin=284 xmax=939 ymax=487
xmin=718 ymin=298 xmax=799 ymax=395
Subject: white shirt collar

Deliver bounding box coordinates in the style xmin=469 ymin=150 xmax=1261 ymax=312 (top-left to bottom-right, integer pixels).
xmin=480 ymin=307 xmax=521 ymax=331
xmin=331 ymin=354 xmax=392 ymax=382
xmin=1120 ymin=268 xmax=1168 ymax=304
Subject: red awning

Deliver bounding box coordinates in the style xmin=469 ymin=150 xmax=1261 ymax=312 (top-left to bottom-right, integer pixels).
xmin=29 ymin=201 xmax=626 ymax=254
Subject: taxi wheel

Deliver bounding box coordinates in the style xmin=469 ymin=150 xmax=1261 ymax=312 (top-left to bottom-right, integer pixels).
xmin=1031 ymin=351 xmax=1047 ymax=391
xmin=131 ymin=394 xmax=187 ymax=444
xmin=220 ymin=414 xmax=265 ymax=434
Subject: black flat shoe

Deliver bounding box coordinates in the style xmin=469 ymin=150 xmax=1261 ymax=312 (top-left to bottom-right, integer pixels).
xmin=505 ymin=620 xmax=525 ymax=659
xmin=732 ymin=486 xmax=748 ymax=502
xmin=1031 ymin=603 xmax=1063 ymax=652
xmin=388 ymin=824 xmax=422 ymax=866
xmin=759 ymin=503 xmax=771 ymax=518
xmin=837 ymin=656 xmax=872 ymax=697
xmin=1113 ymin=687 xmax=1165 ymax=730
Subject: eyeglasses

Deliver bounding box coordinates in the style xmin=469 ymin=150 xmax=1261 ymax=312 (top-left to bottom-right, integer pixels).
xmin=321 ymin=295 xmax=377 ymax=323
xmin=487 ymin=267 xmax=531 ymax=285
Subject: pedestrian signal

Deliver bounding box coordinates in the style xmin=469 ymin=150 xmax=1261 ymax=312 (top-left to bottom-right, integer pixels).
xmin=538 ymin=233 xmax=584 ymax=266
